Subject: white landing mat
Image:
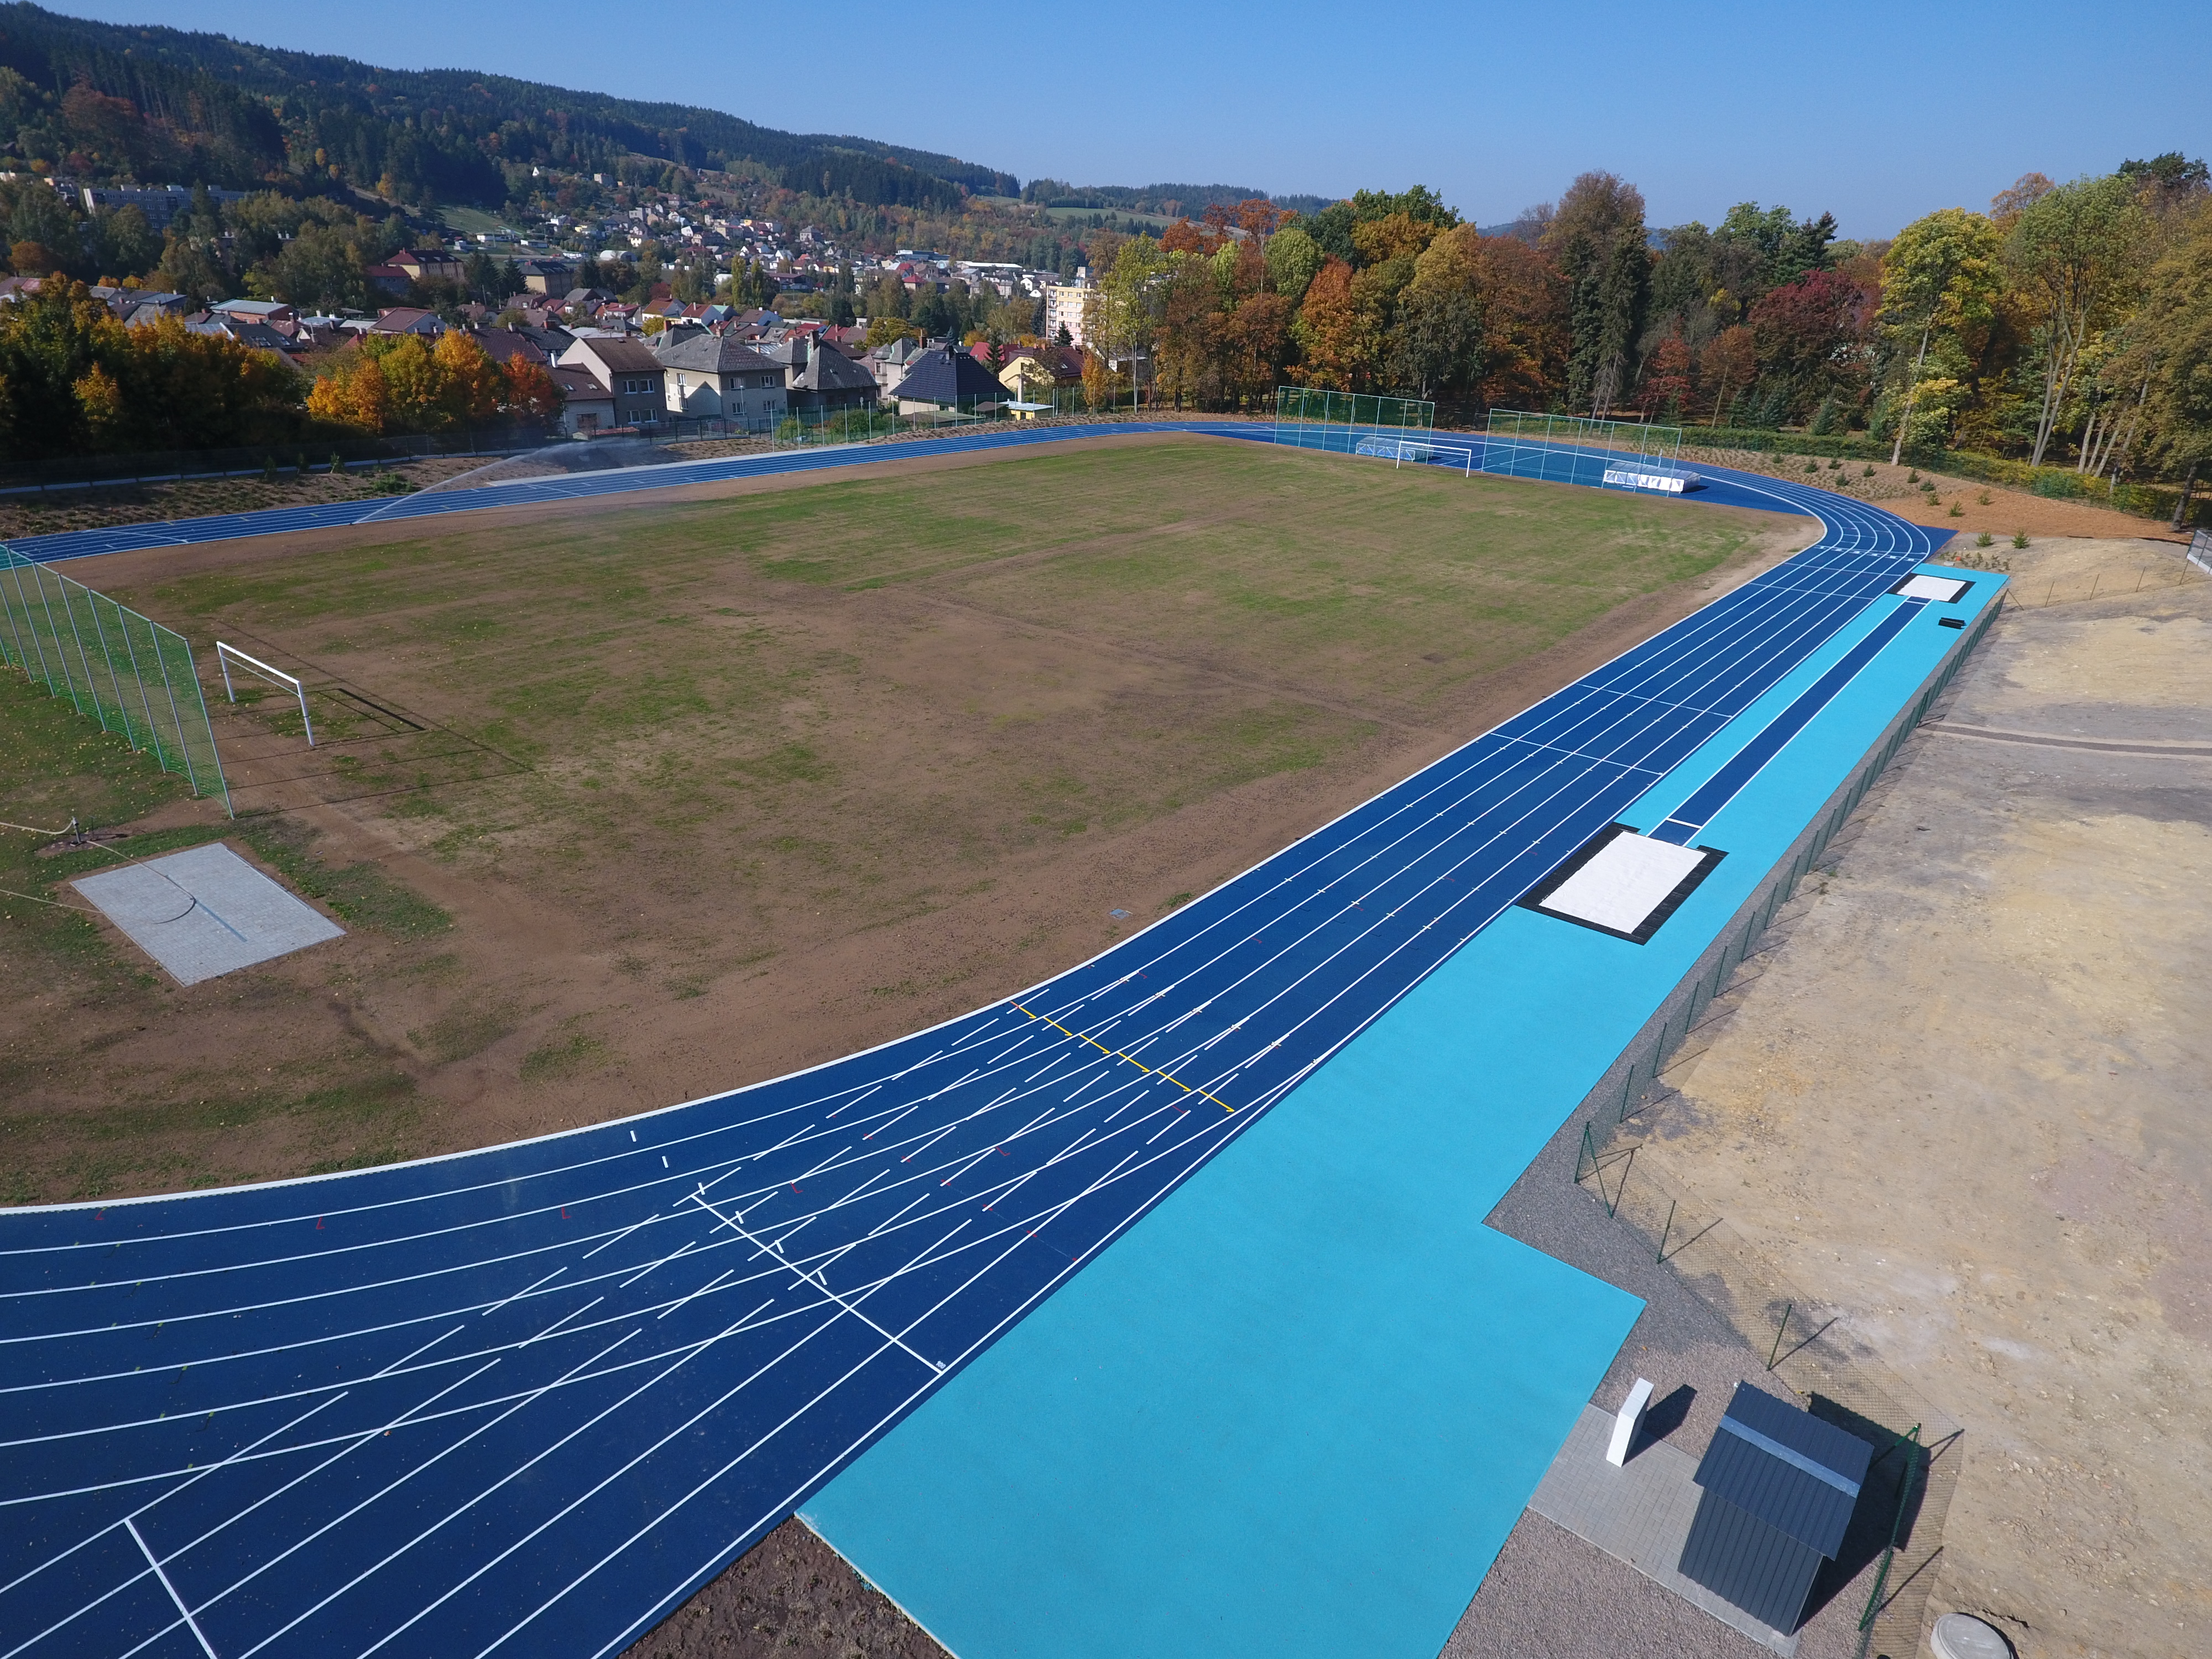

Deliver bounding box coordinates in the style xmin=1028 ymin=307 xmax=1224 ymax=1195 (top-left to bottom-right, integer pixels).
xmin=74 ymin=842 xmax=343 ymax=986
xmin=1539 ymin=831 xmax=1709 ymax=935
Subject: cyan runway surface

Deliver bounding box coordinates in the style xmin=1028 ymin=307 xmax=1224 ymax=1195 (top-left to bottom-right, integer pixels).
xmin=2 ymin=427 xmax=1949 ymax=1659
xmin=803 ymin=560 xmax=2002 ymax=1659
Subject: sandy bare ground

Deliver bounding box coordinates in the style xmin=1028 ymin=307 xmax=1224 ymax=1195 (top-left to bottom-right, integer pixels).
xmin=1613 ymin=540 xmax=2212 ymax=1658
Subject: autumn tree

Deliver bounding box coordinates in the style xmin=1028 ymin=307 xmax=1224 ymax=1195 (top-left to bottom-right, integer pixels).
xmin=2006 ymin=175 xmax=2149 ymax=465
xmin=1290 ymin=258 xmax=1375 ymax=390
xmin=1878 ymin=206 xmax=2002 ymax=462
xmin=1637 ymin=335 xmax=1693 ymax=418
xmin=1542 ymin=172 xmax=1650 ymax=415
xmin=0 ymin=280 xmax=303 ymax=457
xmin=307 ymin=331 xmax=535 ymax=435
xmin=1748 ymin=269 xmax=1870 ymax=425
xmin=1698 ymin=326 xmax=1757 ymax=425
xmin=2125 ymin=199 xmax=2212 ymax=477
xmin=1264 ymin=223 xmax=1324 ymax=304
xmin=1464 ymin=231 xmax=1568 ymax=411
xmin=1388 ymin=232 xmax=1484 ymax=400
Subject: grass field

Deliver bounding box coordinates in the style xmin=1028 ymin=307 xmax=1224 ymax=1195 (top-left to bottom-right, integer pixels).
xmin=1 ymin=436 xmax=1808 ymax=1203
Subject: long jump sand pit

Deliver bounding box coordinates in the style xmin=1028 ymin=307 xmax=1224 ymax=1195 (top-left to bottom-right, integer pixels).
xmin=1 ymin=435 xmax=1811 ymax=1205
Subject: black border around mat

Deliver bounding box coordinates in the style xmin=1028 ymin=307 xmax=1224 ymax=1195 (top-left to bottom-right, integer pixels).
xmin=1518 ymin=822 xmax=1728 ymax=945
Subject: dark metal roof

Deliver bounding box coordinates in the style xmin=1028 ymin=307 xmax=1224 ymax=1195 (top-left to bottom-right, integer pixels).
xmin=887 ymin=344 xmax=1007 ymax=405
xmin=1692 ymin=1382 xmax=1873 ymax=1559
xmin=654 ymin=332 xmax=778 ymax=375
xmin=1677 ymin=1488 xmax=1827 ymax=1633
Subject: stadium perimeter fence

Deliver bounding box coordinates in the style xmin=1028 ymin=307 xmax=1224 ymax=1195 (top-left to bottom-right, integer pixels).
xmin=1273 ymin=388 xmax=1437 ymax=456
xmin=1275 ymin=394 xmax=1698 ymax=496
xmin=0 ymin=544 xmax=230 ymax=813
xmin=1479 ymin=410 xmax=1690 ymax=491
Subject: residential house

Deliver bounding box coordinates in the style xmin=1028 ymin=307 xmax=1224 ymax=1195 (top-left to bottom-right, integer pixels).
xmin=863 ymin=335 xmax=928 ymax=397
xmin=189 ymin=314 xmax=299 ymax=361
xmin=515 ymin=257 xmax=578 ymax=295
xmin=363 ymin=261 xmax=414 ymax=298
xmin=653 ymin=331 xmax=785 ymax=429
xmin=995 ymin=344 xmax=1082 ymax=411
xmin=117 ymin=291 xmax=194 ymax=327
xmin=765 ymin=335 xmax=880 ymax=416
xmin=549 ymin=366 xmax=616 ymax=436
xmin=390 ymin=248 xmax=465 ymax=285
xmin=888 ymin=344 xmax=1012 ymax=415
xmin=210 ymin=299 xmax=299 ymax=336
xmin=483 ymin=321 xmax=575 ymax=364
xmin=476 ymin=327 xmax=551 ymax=368
xmin=368 ymin=308 xmax=445 ymax=337
xmin=559 ymin=336 xmax=668 ymax=429
xmin=78 ymin=184 xmax=248 ymax=231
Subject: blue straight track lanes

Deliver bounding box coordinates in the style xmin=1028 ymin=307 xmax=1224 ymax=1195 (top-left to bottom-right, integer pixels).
xmin=0 ymin=438 xmax=1943 ymax=1659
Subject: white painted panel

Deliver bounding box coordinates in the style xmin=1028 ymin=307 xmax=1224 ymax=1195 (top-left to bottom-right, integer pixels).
xmin=1896 ymin=573 xmax=1969 ymax=602
xmin=1540 ymin=832 xmax=1707 ymax=934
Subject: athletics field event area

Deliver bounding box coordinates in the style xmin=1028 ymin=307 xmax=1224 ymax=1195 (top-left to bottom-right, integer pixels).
xmin=0 ymin=416 xmax=1997 ymax=1659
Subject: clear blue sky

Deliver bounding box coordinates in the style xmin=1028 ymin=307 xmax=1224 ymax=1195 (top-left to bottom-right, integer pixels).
xmin=43 ymin=0 xmax=2210 ymax=238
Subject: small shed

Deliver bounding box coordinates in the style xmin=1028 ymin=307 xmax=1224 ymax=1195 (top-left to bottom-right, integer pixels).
xmin=1676 ymin=1381 xmax=1873 ymax=1634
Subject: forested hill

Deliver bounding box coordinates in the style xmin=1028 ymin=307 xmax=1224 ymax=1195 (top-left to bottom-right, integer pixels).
xmin=0 ymin=2 xmax=1016 ymax=209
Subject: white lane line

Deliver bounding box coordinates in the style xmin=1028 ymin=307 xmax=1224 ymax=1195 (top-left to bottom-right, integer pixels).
xmin=125 ymin=1519 xmax=220 ymax=1659
xmin=478 ymin=1267 xmax=564 ymax=1318
xmin=578 ymin=1216 xmax=654 ymax=1261
xmin=686 ymin=1189 xmax=940 ymax=1375
xmin=654 ymin=1271 xmax=735 ymax=1322
xmin=373 ymin=1327 xmax=462 ymax=1379
xmin=195 ymin=1335 xmax=638 ymax=1653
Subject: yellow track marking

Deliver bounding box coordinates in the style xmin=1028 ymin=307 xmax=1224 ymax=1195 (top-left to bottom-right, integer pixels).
xmin=1010 ymin=1000 xmax=1234 ymax=1113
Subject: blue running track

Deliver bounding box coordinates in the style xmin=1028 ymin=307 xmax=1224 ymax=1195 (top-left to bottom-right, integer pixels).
xmin=0 ymin=427 xmax=1943 ymax=1659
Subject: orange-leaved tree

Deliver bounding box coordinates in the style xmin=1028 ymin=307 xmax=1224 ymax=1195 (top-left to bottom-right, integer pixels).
xmin=308 ymin=331 xmax=541 ymax=434
xmin=0 ymin=279 xmax=304 ymax=458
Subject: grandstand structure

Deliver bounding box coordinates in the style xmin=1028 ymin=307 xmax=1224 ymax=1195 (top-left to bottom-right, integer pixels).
xmin=0 ymin=421 xmax=1995 ymax=1659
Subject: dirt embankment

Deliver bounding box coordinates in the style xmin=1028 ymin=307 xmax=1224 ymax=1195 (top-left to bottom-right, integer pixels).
xmin=1630 ymin=550 xmax=2212 ymax=1658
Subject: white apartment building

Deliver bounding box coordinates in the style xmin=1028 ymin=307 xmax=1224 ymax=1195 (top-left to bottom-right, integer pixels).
xmin=1043 ymin=269 xmax=1093 ymax=347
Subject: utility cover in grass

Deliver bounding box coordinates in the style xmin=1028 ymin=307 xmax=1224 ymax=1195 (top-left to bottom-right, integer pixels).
xmin=74 ymin=842 xmax=343 ymax=985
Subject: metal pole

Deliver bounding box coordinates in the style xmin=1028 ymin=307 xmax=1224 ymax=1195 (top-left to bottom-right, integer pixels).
xmin=85 ymin=593 xmax=134 ymax=747
xmin=59 ymin=568 xmax=114 ymax=723
xmin=118 ymin=607 xmax=164 ymax=761
xmin=150 ymin=628 xmax=199 ymax=796
xmin=29 ymin=564 xmax=81 ymax=708
xmin=1766 ymin=1303 xmax=1793 ymax=1371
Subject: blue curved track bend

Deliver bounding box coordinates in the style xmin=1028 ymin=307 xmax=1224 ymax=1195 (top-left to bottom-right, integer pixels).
xmin=2 ymin=427 xmax=1968 ymax=1659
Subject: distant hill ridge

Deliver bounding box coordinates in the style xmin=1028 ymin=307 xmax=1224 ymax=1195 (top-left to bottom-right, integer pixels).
xmin=0 ymin=4 xmax=1322 ymax=218
xmin=0 ymin=2 xmax=1012 ymax=207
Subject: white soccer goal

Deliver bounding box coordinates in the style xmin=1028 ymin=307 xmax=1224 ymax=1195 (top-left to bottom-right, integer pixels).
xmin=216 ymin=641 xmax=315 ymax=746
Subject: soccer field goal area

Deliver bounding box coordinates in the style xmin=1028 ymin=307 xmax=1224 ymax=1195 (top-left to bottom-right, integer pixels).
xmin=1274 ymin=388 xmax=1436 ymax=456
xmin=1481 ymin=410 xmax=1699 ymax=494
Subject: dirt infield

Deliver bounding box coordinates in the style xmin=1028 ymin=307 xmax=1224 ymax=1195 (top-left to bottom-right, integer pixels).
xmin=3 ymin=435 xmax=1810 ymax=1204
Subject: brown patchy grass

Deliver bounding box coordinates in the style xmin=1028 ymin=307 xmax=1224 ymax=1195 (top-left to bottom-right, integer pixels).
xmin=2 ymin=436 xmax=1811 ymax=1205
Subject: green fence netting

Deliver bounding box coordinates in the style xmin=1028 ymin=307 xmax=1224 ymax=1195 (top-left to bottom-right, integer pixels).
xmin=0 ymin=544 xmax=231 ymax=813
